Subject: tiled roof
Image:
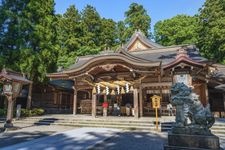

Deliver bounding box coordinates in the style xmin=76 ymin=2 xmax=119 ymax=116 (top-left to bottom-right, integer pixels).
xmin=130 ymin=45 xmax=207 ymax=65
xmin=0 ymin=69 xmax=32 ymax=84
xmin=62 ymin=45 xmax=207 ymax=72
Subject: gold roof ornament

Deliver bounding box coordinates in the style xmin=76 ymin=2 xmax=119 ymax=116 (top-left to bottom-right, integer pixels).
xmin=111 ymin=89 xmax=116 ymax=95
xmin=102 ymin=89 xmax=106 ymax=94
xmin=121 ymin=87 xmax=125 ymax=94
xmin=92 ymin=87 xmax=96 ymax=94
xmin=130 ymin=85 xmax=134 ymax=91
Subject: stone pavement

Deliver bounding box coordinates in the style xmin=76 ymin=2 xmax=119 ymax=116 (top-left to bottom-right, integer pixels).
xmin=91 ymin=131 xmax=167 ymax=150
xmin=0 ymin=125 xmax=76 ymax=148
xmin=2 ymin=127 xmax=121 ymax=150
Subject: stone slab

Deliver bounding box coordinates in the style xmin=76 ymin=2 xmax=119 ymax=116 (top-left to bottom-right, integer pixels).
xmin=166 ymin=132 xmax=220 ymax=150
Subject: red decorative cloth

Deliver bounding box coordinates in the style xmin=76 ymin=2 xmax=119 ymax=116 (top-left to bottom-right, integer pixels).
xmin=102 ymin=102 xmax=108 ymax=108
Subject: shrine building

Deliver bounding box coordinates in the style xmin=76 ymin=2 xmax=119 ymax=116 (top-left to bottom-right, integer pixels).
xmin=44 ymin=31 xmax=225 ymax=118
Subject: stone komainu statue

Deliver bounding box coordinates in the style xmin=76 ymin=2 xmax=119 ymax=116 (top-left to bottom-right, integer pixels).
xmin=171 ymin=82 xmax=215 ymax=135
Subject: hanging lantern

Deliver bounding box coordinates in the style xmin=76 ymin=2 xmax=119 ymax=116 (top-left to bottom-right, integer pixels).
xmin=117 ymin=85 xmax=120 ymax=94
xmin=111 ymin=89 xmax=115 ymax=95
xmin=130 ymin=85 xmax=134 ymax=91
xmin=92 ymin=87 xmax=97 ymax=94
xmin=121 ymin=87 xmax=125 ymax=94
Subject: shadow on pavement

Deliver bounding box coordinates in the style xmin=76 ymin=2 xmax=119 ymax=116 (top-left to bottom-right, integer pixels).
xmin=90 ymin=131 xmax=167 ymax=150
xmin=0 ymin=131 xmax=54 ymax=148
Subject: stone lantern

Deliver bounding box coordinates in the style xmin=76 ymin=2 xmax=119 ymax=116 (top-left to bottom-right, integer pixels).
xmin=0 ymin=69 xmax=32 ymax=127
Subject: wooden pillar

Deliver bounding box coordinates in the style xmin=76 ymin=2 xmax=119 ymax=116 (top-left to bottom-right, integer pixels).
xmin=139 ymin=85 xmax=143 ymax=117
xmin=53 ymin=91 xmax=57 ymax=104
xmin=26 ymin=83 xmax=33 ymax=109
xmin=6 ymin=96 xmax=14 ymax=120
xmin=133 ymin=88 xmax=139 ymax=118
xmin=158 ymin=74 xmax=162 ymax=98
xmin=59 ymin=92 xmax=62 ymax=109
xmin=92 ymin=94 xmax=96 ymax=117
xmin=73 ymin=90 xmax=77 ymax=115
xmin=73 ymin=80 xmax=77 ymax=115
xmin=104 ymin=94 xmax=107 ymax=102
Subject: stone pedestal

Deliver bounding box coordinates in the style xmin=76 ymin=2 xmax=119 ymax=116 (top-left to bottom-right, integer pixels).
xmin=164 ymin=132 xmax=220 ymax=150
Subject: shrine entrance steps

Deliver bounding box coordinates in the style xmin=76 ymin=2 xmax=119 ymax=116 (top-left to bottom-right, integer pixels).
xmin=12 ymin=115 xmax=225 ymax=134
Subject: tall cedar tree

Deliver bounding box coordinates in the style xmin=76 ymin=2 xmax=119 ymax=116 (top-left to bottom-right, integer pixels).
xmin=81 ymin=5 xmax=102 ymax=48
xmin=100 ymin=18 xmax=117 ymax=49
xmin=56 ymin=5 xmax=82 ymax=68
xmin=19 ymin=0 xmax=58 ymax=82
xmin=116 ymin=21 xmax=127 ymax=46
xmin=124 ymin=3 xmax=151 ymax=38
xmin=0 ymin=0 xmax=28 ymax=70
xmin=198 ymin=0 xmax=225 ymax=63
xmin=154 ymin=15 xmax=198 ymax=46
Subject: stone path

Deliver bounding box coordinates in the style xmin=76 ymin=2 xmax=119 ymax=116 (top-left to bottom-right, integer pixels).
xmin=0 ymin=125 xmax=75 ymax=148
xmin=2 ymin=127 xmax=120 ymax=150
xmin=91 ymin=131 xmax=167 ymax=150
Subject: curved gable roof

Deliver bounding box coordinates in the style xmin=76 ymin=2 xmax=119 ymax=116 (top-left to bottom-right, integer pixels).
xmin=124 ymin=30 xmax=163 ymax=51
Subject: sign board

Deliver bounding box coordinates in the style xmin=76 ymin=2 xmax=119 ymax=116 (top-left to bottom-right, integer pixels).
xmin=173 ymin=74 xmax=192 ymax=86
xmin=151 ymin=95 xmax=161 ymax=109
xmin=151 ymin=95 xmax=161 ymax=131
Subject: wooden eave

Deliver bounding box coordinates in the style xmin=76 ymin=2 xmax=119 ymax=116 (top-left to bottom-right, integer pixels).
xmin=47 ymin=53 xmax=161 ymax=80
xmin=63 ymin=54 xmax=161 ymax=74
xmin=0 ymin=69 xmax=32 ymax=84
xmin=47 ymin=72 xmax=69 ymax=79
xmin=163 ymin=55 xmax=206 ymax=70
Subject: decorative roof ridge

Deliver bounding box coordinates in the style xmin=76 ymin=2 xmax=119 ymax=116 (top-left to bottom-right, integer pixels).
xmin=123 ymin=30 xmax=163 ymax=50
xmin=129 ymin=44 xmax=196 ymax=54
xmin=163 ymin=48 xmax=205 ymax=70
xmin=118 ymin=48 xmax=153 ymax=62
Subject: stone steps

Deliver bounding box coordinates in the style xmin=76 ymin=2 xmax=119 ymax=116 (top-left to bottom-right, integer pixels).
xmin=12 ymin=116 xmax=225 ymax=134
xmin=14 ymin=116 xmax=162 ymax=131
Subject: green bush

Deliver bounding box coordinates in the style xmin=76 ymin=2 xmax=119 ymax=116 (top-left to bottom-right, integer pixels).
xmin=31 ymin=108 xmax=44 ymax=116
xmin=21 ymin=109 xmax=32 ymax=117
xmin=0 ymin=108 xmax=6 ymax=117
xmin=0 ymin=108 xmax=44 ymax=117
xmin=20 ymin=108 xmax=44 ymax=117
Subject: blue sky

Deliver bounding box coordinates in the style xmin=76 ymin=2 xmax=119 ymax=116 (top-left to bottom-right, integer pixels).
xmin=54 ymin=0 xmax=205 ymax=30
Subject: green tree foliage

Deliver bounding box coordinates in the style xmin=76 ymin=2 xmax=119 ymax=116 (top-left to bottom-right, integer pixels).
xmin=154 ymin=15 xmax=198 ymax=46
xmin=124 ymin=3 xmax=151 ymax=38
xmin=55 ymin=5 xmax=82 ymax=68
xmin=18 ymin=0 xmax=58 ymax=82
xmin=0 ymin=0 xmax=28 ymax=70
xmin=100 ymin=18 xmax=117 ymax=49
xmin=81 ymin=5 xmax=102 ymax=48
xmin=116 ymin=21 xmax=127 ymax=45
xmin=197 ymin=0 xmax=225 ymax=63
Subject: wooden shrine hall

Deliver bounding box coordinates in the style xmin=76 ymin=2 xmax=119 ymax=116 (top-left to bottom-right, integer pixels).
xmin=46 ymin=31 xmax=225 ymax=118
